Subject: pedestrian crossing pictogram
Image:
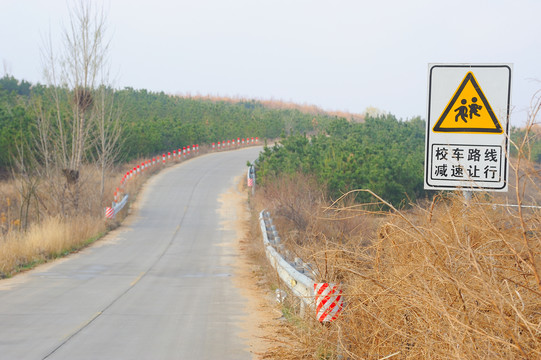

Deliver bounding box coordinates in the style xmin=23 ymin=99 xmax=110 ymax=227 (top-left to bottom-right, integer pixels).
xmin=432 ymin=72 xmax=503 ymax=134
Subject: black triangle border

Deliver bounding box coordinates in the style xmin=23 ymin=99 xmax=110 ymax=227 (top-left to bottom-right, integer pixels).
xmin=432 ymin=72 xmax=503 ymax=133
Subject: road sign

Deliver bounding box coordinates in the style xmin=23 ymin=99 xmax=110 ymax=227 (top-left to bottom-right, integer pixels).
xmin=425 ymin=64 xmax=512 ymax=191
xmin=432 ymin=72 xmax=504 ymax=133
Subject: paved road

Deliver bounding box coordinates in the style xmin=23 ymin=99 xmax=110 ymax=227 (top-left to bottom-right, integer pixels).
xmin=0 ymin=147 xmax=262 ymax=360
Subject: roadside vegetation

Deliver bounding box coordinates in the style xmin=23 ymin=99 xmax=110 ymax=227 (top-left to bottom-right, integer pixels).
xmin=249 ymin=94 xmax=541 ymax=359
xmin=256 ymin=114 xmax=426 ymax=207
xmin=0 ymin=155 xmax=169 ymax=278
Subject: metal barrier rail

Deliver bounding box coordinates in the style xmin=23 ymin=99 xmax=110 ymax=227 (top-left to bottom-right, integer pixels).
xmin=105 ymin=194 xmax=129 ymax=219
xmin=477 ymin=203 xmax=541 ymax=209
xmin=113 ymin=194 xmax=129 ymax=216
xmin=259 ymin=210 xmax=315 ymax=313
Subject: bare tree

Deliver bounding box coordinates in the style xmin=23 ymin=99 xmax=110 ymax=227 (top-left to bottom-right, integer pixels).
xmin=34 ymin=0 xmax=121 ymax=213
xmin=94 ymin=84 xmax=123 ymax=199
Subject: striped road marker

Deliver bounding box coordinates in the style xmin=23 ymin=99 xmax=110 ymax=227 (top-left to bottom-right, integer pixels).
xmin=105 ymin=207 xmax=115 ymax=219
xmin=314 ymin=283 xmax=343 ymax=322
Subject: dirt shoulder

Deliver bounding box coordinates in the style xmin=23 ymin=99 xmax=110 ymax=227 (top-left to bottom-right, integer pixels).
xmin=217 ymin=178 xmax=289 ymax=359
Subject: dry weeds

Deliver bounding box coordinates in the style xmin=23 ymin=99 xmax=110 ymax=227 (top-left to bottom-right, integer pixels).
xmin=0 ymin=156 xmax=165 ymax=277
xmin=251 ymin=163 xmax=541 ymax=358
xmin=174 ymin=93 xmax=365 ymax=123
xmin=0 ymin=215 xmax=105 ymax=277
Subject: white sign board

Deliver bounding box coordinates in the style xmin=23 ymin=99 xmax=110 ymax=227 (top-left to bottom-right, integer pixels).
xmin=425 ymin=64 xmax=512 ymax=191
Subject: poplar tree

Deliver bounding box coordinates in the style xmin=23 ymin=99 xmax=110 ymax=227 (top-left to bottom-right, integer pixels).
xmin=34 ymin=0 xmax=121 ymax=214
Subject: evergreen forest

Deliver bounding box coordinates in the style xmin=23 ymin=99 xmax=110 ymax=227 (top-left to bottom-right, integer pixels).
xmin=0 ymin=75 xmax=333 ymax=169
xmin=2 ymin=75 xmax=539 ymax=206
xmin=255 ymin=116 xmax=427 ymax=206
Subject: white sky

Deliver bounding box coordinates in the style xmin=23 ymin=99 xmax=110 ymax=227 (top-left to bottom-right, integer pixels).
xmin=1 ymin=0 xmax=540 ymax=125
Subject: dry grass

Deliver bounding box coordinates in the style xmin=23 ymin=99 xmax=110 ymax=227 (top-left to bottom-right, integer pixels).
xmin=248 ymin=95 xmax=541 ymax=358
xmin=0 ymin=181 xmax=20 ymax=235
xmin=0 ymin=165 xmax=116 ymax=277
xmin=0 ymin=154 xmax=168 ymax=277
xmin=0 ymin=165 xmax=123 ymax=229
xmin=251 ymin=162 xmax=541 ymax=358
xmin=329 ymin=191 xmax=541 ymax=359
xmin=0 ymin=215 xmax=104 ymax=277
xmin=174 ymin=93 xmax=365 ymax=123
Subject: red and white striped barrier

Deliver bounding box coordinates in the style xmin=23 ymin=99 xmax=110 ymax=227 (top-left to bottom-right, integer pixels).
xmin=314 ymin=283 xmax=343 ymax=322
xmin=105 ymin=207 xmax=114 ymax=219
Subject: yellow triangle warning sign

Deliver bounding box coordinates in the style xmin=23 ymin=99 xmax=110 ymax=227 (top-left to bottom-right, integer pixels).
xmin=433 ymin=72 xmax=503 ymax=134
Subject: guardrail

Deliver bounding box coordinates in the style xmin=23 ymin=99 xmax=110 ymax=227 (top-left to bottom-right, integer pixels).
xmin=259 ymin=210 xmax=345 ymax=323
xmin=259 ymin=210 xmax=316 ymax=315
xmin=105 ymin=194 xmax=129 ymax=219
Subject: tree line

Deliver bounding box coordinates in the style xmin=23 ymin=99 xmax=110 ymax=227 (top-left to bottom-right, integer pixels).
xmin=255 ymin=115 xmax=427 ymax=207
xmin=116 ymin=88 xmax=333 ymax=160
xmin=0 ymin=75 xmax=338 ymax=171
xmin=4 ymin=74 xmax=540 ymax=208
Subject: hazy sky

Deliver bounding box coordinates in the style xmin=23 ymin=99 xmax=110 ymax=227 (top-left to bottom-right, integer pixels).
xmin=1 ymin=0 xmax=540 ymax=125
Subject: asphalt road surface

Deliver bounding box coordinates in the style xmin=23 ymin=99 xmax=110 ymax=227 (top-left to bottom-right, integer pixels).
xmin=0 ymin=147 xmax=262 ymax=360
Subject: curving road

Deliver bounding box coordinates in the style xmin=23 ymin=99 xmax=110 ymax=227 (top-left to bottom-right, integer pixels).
xmin=0 ymin=147 xmax=262 ymax=360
